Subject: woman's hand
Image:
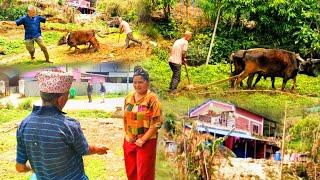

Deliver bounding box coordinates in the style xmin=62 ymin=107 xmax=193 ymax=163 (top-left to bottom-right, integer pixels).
xmin=135 ymin=138 xmax=145 ymax=147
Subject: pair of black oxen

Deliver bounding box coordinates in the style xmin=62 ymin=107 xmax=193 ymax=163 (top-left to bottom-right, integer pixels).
xmin=229 ymin=48 xmax=320 ymax=90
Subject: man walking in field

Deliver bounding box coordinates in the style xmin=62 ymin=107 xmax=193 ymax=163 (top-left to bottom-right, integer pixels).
xmin=100 ymin=81 xmax=106 ymax=103
xmin=117 ymin=17 xmax=142 ymax=48
xmin=15 ymin=71 xmax=108 ymax=179
xmin=16 ymin=5 xmax=50 ymax=62
xmin=87 ymin=81 xmax=93 ymax=103
xmin=168 ymin=31 xmax=192 ymax=93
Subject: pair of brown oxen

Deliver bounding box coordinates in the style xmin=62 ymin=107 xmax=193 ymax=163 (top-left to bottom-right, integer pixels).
xmin=229 ymin=48 xmax=320 ymax=90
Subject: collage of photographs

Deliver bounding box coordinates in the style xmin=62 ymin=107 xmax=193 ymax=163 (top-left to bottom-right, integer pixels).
xmin=0 ymin=0 xmax=319 ymax=180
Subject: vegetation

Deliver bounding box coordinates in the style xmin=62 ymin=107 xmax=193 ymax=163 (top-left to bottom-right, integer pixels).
xmin=183 ymin=0 xmax=320 ymax=64
xmin=288 ymin=113 xmax=320 ymax=162
xmin=17 ymin=98 xmax=32 ymax=110
xmin=175 ymin=125 xmax=233 ymax=179
xmin=0 ymin=108 xmax=29 ymax=125
xmin=0 ymin=4 xmax=27 ymax=21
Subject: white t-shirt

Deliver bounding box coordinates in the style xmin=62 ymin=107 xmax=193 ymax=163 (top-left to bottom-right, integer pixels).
xmin=119 ymin=21 xmax=132 ymax=34
xmin=169 ymin=38 xmax=188 ymax=64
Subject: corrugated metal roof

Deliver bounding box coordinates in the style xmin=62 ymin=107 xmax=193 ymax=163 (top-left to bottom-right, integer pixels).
xmin=185 ymin=124 xmax=257 ymax=140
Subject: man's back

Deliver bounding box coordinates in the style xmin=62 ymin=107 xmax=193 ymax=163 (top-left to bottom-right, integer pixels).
xmin=169 ymin=38 xmax=188 ymax=64
xmin=120 ymin=21 xmax=132 ymax=34
xmin=16 ymin=105 xmax=89 ymax=180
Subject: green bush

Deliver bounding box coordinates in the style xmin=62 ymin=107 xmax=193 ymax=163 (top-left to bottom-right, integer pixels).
xmin=0 ymin=37 xmax=25 ymax=55
xmin=152 ymin=47 xmax=168 ymax=62
xmin=0 ymin=5 xmax=27 ymax=21
xmin=0 ymin=103 xmax=5 ymax=109
xmin=164 ymin=113 xmax=176 ymax=135
xmin=288 ymin=114 xmax=320 ymax=152
xmin=157 ymin=17 xmax=179 ymax=39
xmin=5 ymin=101 xmax=14 ymax=110
xmin=18 ymin=98 xmax=33 ymax=110
xmin=141 ymin=24 xmax=160 ymax=40
xmin=195 ymin=0 xmax=320 ymax=65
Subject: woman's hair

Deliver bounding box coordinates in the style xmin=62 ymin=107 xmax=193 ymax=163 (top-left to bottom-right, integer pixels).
xmin=133 ymin=66 xmax=149 ymax=82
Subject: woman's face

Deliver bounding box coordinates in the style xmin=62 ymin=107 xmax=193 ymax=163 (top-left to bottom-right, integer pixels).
xmin=133 ymin=75 xmax=149 ymax=95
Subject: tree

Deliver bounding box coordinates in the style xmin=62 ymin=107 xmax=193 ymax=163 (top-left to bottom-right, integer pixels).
xmin=193 ymin=0 xmax=320 ymax=65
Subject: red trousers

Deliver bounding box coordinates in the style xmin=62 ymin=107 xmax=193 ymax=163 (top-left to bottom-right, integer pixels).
xmin=123 ymin=138 xmax=157 ymax=180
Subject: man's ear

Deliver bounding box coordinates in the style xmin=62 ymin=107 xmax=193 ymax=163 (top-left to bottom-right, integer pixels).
xmin=56 ymin=93 xmax=69 ymax=110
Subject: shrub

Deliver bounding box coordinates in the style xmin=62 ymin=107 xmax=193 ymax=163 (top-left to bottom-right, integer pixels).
xmin=141 ymin=24 xmax=160 ymax=40
xmin=152 ymin=47 xmax=168 ymax=62
xmin=0 ymin=102 xmax=4 ymax=109
xmin=164 ymin=113 xmax=176 ymax=135
xmin=157 ymin=17 xmax=179 ymax=39
xmin=18 ymin=98 xmax=33 ymax=110
xmin=0 ymin=5 xmax=28 ymax=21
xmin=5 ymin=101 xmax=14 ymax=110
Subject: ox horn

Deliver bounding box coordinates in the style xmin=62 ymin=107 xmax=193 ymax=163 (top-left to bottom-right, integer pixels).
xmin=296 ymin=53 xmax=306 ymax=65
xmin=311 ymin=58 xmax=320 ymax=63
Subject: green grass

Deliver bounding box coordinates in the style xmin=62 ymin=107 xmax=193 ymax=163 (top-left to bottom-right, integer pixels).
xmin=0 ymin=37 xmax=25 ymax=55
xmin=156 ymin=146 xmax=179 ymax=179
xmin=66 ymin=110 xmax=112 ymax=119
xmin=0 ymin=109 xmax=30 ymax=125
xmin=0 ymin=31 xmax=64 ymax=56
xmin=69 ymin=93 xmax=125 ymax=100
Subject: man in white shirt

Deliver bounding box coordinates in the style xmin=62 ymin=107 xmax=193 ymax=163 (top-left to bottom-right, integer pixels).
xmin=168 ymin=31 xmax=192 ymax=92
xmin=117 ymin=17 xmax=142 ymax=48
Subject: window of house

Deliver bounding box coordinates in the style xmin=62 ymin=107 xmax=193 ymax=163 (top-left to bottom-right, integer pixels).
xmin=253 ymin=124 xmax=259 ymax=134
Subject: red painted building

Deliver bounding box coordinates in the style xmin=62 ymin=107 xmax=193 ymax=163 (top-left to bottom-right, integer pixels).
xmin=187 ymin=99 xmax=279 ymax=159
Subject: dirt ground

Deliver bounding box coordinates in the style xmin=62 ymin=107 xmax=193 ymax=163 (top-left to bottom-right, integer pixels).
xmin=0 ymin=21 xmax=153 ymax=67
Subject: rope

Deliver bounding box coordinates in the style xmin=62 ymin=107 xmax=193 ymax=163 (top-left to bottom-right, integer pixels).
xmin=192 ymin=75 xmax=239 ymax=89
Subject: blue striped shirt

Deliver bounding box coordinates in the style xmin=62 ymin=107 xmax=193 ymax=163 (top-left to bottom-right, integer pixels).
xmin=16 ymin=105 xmax=89 ymax=180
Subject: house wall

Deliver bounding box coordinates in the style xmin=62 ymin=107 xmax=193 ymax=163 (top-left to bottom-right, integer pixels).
xmin=190 ymin=100 xmax=233 ymax=117
xmin=235 ymin=117 xmax=249 ymax=132
xmin=236 ymin=108 xmax=263 ymax=123
xmin=235 ymin=108 xmax=264 ymax=136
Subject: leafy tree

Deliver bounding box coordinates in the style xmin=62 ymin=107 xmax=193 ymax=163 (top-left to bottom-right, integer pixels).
xmin=154 ymin=0 xmax=176 ymax=20
xmin=191 ymin=0 xmax=320 ymax=65
xmin=138 ymin=0 xmax=176 ymax=21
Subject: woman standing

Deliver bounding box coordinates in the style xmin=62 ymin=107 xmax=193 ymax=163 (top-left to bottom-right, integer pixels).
xmin=123 ymin=66 xmax=163 ymax=180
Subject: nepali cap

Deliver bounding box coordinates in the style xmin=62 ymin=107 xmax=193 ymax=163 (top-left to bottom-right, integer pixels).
xmin=36 ymin=70 xmax=73 ymax=93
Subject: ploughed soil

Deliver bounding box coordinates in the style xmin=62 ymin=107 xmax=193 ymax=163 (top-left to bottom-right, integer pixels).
xmin=0 ymin=21 xmax=153 ymax=68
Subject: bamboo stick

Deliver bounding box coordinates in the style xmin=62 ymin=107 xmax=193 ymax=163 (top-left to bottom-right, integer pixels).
xmin=280 ymin=102 xmax=287 ymax=180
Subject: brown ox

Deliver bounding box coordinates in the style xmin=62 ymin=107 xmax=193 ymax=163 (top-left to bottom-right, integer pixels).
xmin=58 ymin=30 xmax=100 ymax=51
xmin=230 ymin=48 xmax=308 ymax=90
